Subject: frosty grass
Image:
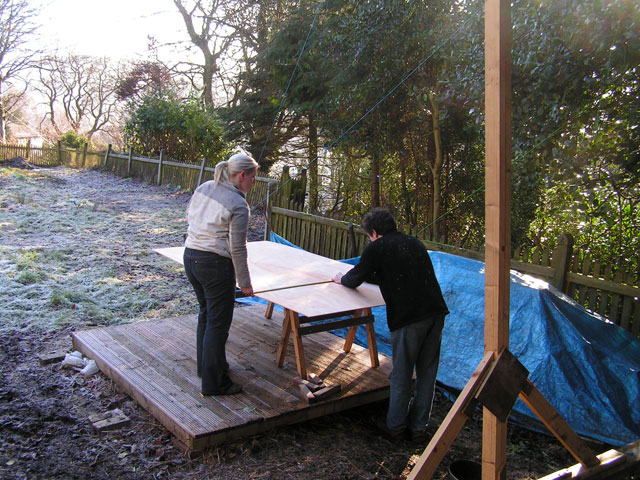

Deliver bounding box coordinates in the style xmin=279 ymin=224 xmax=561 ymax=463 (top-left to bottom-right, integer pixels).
xmin=0 ymin=166 xmax=196 ymax=332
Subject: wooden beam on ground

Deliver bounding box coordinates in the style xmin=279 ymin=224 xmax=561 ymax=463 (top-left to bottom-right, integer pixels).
xmin=538 ymin=440 xmax=640 ymax=480
xmin=484 ymin=0 xmax=513 ymax=478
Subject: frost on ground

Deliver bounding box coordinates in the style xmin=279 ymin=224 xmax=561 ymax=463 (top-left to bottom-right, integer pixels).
xmin=0 ymin=166 xmax=198 ymax=331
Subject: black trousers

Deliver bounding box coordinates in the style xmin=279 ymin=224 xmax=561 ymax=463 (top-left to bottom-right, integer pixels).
xmin=183 ymin=247 xmax=236 ymax=394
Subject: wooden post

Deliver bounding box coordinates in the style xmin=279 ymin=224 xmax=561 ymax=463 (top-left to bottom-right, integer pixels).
xmin=280 ymin=166 xmax=292 ymax=206
xmin=103 ymin=143 xmax=112 ymax=168
xmin=484 ymin=0 xmax=512 ymax=478
xmin=265 ymin=180 xmax=277 ymax=241
xmin=347 ymin=222 xmax=358 ymax=258
xmin=82 ymin=142 xmax=88 ymax=168
xmin=519 ymin=380 xmax=599 ymax=468
xmin=197 ymin=157 xmax=206 ymax=187
xmin=126 ymin=146 xmax=133 ymax=176
xmin=551 ymin=233 xmax=574 ymax=292
xmin=157 ymin=149 xmax=164 ymax=185
xmin=25 ymin=139 xmax=31 ymax=161
xmin=57 ymin=141 xmax=63 ymax=165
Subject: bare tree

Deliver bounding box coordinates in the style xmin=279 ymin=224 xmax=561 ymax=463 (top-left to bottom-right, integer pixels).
xmin=172 ymin=0 xmax=233 ymax=107
xmin=36 ymin=55 xmax=121 ymax=142
xmin=171 ymin=0 xmax=271 ymax=107
xmin=0 ymin=0 xmax=40 ymax=143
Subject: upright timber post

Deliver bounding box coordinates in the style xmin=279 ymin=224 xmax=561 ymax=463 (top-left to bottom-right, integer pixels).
xmin=157 ymin=149 xmax=165 ymax=186
xmin=483 ymin=0 xmax=512 ymax=478
xmin=82 ymin=142 xmax=88 ymax=168
xmin=103 ymin=143 xmax=112 ymax=168
xmin=127 ymin=146 xmax=133 ymax=176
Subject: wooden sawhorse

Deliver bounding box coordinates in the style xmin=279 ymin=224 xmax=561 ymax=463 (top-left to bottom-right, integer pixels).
xmin=265 ymin=302 xmax=379 ymax=380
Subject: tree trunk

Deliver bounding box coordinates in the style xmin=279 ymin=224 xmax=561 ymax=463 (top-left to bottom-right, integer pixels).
xmin=370 ymin=151 xmax=380 ymax=208
xmin=399 ymin=152 xmax=413 ymax=225
xmin=0 ymin=80 xmax=5 ymax=144
xmin=429 ymin=94 xmax=444 ymax=241
xmin=203 ymin=59 xmax=215 ymax=107
xmin=308 ymin=113 xmax=319 ymax=213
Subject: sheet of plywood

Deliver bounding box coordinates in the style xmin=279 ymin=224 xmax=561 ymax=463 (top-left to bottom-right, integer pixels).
xmin=155 ymin=242 xmax=384 ymax=313
xmin=258 ymin=281 xmax=384 ymax=317
xmin=155 ymin=246 xmax=185 ymax=265
xmin=246 ymin=241 xmax=352 ymax=292
xmin=154 ymin=242 xmax=331 ymax=292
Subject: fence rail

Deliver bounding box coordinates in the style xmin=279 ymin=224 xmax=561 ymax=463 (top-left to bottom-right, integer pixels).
xmin=2 ymin=142 xmax=637 ymax=336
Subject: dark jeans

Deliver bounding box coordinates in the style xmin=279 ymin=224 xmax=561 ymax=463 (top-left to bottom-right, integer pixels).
xmin=183 ymin=247 xmax=236 ymax=394
xmin=387 ymin=314 xmax=445 ymax=432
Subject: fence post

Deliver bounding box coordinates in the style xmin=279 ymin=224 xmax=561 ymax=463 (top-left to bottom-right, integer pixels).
xmin=103 ymin=144 xmax=112 ymax=167
xmin=264 ymin=180 xmax=277 ymax=241
xmin=551 ymin=233 xmax=574 ymax=292
xmin=127 ymin=146 xmax=133 ymax=176
xmin=347 ymin=222 xmax=358 ymax=258
xmin=157 ymin=149 xmax=164 ymax=185
xmin=197 ymin=157 xmax=206 ymax=187
xmin=25 ymin=139 xmax=31 ymax=161
xmin=82 ymin=143 xmax=88 ymax=167
xmin=57 ymin=141 xmax=63 ymax=165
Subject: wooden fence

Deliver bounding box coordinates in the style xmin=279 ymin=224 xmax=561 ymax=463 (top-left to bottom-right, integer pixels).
xmin=2 ymin=142 xmax=638 ymax=336
xmin=266 ymin=206 xmax=366 ymax=259
xmin=101 ymin=146 xmax=278 ymax=208
xmin=0 ymin=143 xmax=278 ymax=209
xmin=267 ymin=205 xmax=640 ymax=337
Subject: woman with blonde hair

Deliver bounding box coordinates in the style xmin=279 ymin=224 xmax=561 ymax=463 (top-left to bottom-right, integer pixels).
xmin=183 ymin=151 xmax=258 ymax=396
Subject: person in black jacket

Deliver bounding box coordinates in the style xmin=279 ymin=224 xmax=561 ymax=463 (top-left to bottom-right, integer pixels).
xmin=332 ymin=208 xmax=449 ymax=441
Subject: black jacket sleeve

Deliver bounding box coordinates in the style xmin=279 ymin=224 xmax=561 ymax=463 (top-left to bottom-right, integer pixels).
xmin=340 ymin=242 xmax=379 ymax=288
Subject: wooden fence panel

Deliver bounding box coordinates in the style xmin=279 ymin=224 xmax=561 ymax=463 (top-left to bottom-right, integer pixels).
xmin=0 ymin=145 xmax=62 ymax=166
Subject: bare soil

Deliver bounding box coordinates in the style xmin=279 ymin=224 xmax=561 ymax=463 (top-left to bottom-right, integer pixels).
xmin=0 ymin=166 xmax=619 ymax=480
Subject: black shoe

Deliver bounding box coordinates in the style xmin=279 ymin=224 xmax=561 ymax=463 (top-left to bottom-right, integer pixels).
xmin=409 ymin=429 xmax=429 ymax=443
xmin=201 ymin=382 xmax=243 ymax=397
xmin=376 ymin=418 xmax=405 ymax=440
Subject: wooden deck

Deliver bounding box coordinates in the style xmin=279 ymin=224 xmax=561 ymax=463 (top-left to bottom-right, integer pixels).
xmin=72 ymin=304 xmax=392 ymax=453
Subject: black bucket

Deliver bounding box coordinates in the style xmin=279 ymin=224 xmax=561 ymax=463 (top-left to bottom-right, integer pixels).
xmin=448 ymin=460 xmax=482 ymax=480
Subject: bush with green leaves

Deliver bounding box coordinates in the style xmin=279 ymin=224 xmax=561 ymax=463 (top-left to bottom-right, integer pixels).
xmin=123 ymin=92 xmax=231 ymax=164
xmin=59 ymin=130 xmax=89 ymax=149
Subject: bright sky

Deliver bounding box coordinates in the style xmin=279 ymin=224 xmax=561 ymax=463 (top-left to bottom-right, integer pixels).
xmin=36 ymin=0 xmax=187 ymax=60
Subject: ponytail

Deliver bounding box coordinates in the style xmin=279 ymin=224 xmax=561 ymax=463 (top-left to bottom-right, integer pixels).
xmin=214 ymin=150 xmax=259 ymax=186
xmin=214 ymin=160 xmax=229 ymax=185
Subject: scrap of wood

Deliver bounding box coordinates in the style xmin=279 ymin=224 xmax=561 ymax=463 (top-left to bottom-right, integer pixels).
xmin=298 ymin=384 xmax=316 ymax=403
xmin=538 ymin=439 xmax=640 ymax=480
xmin=89 ymin=408 xmax=130 ymax=432
xmin=311 ymin=383 xmax=341 ymax=401
xmin=294 ymin=377 xmax=324 ymax=392
xmin=306 ymin=373 xmax=322 ymax=385
xmin=37 ymin=351 xmax=67 ymax=365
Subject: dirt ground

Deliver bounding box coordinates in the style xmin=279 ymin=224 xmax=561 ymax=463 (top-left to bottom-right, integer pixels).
xmin=0 ymin=164 xmax=625 ymax=480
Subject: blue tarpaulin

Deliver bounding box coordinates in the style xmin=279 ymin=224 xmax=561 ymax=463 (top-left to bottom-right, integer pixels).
xmin=239 ymin=233 xmax=640 ymax=446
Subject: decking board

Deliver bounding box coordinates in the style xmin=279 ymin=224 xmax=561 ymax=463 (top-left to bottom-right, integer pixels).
xmin=72 ymin=304 xmax=392 ymax=453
